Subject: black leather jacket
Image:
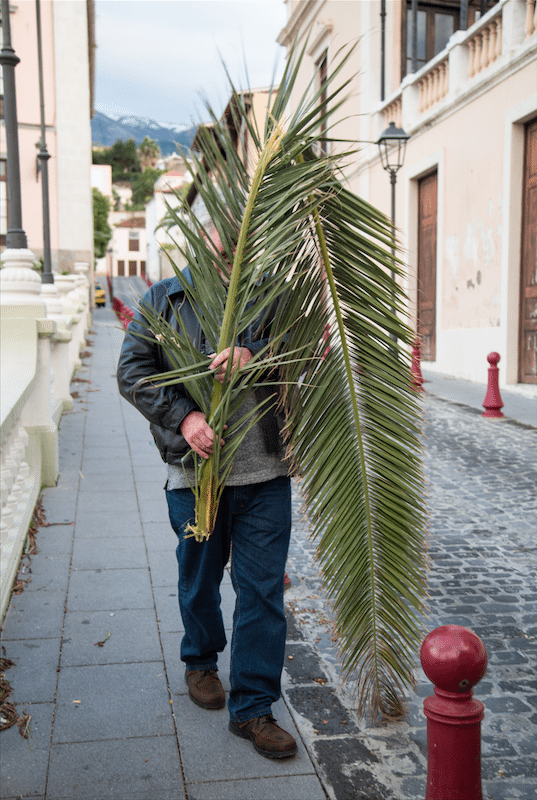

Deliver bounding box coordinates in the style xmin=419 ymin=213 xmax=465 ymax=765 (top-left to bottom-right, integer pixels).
xmin=116 ymin=269 xmax=282 ymax=466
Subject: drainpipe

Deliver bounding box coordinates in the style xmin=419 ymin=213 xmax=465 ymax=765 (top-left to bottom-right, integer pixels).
xmin=35 ymin=0 xmax=53 ymax=284
xmin=380 ymin=0 xmax=386 ymax=101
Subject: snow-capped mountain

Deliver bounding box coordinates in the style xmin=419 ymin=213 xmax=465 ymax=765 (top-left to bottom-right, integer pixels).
xmin=91 ymin=109 xmax=196 ymax=155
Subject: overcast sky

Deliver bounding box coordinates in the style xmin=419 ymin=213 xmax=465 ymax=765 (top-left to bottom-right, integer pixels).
xmin=94 ymin=0 xmax=288 ymax=126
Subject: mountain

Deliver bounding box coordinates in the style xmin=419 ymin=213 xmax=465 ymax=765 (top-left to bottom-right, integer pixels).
xmin=91 ymin=110 xmax=197 ymax=156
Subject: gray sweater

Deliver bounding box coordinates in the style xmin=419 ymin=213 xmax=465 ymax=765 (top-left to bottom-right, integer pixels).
xmin=166 ymin=395 xmax=288 ymax=490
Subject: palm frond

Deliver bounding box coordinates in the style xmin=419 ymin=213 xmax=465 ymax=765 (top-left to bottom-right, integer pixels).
xmin=135 ymin=41 xmax=427 ymax=720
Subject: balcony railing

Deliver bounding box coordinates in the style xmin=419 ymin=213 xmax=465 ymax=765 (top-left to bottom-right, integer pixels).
xmin=417 ymin=55 xmax=450 ymax=113
xmin=379 ymin=0 xmax=536 ymax=133
xmin=467 ymin=6 xmax=503 ymax=77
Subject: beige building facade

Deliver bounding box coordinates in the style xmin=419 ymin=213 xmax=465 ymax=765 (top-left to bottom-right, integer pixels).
xmin=278 ymin=0 xmax=537 ymax=388
xmin=0 ymin=0 xmax=94 ymax=273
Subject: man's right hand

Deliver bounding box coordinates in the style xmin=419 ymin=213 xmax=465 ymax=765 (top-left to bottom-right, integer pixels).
xmin=180 ymin=410 xmax=224 ymax=459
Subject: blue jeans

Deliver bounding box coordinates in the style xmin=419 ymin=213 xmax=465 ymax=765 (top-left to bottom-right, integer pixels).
xmin=166 ymin=476 xmax=291 ymax=722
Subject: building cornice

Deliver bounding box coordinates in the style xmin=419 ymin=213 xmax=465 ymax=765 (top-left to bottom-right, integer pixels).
xmin=277 ymin=0 xmax=327 ymax=48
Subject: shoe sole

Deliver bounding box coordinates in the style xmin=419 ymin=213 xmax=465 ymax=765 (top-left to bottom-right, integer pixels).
xmin=228 ymin=720 xmax=298 ymax=759
xmin=188 ymin=692 xmax=225 ymax=710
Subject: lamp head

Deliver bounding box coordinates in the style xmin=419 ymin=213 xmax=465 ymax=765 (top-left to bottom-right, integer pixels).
xmin=377 ymin=121 xmax=410 ymax=173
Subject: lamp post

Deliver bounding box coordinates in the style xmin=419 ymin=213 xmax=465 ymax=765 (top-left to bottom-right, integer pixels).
xmin=377 ymin=121 xmax=409 ymax=343
xmin=377 ymin=121 xmax=409 ymax=280
xmin=0 ymin=0 xmax=27 ymax=250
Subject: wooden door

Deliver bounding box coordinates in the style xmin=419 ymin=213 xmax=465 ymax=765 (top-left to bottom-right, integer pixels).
xmin=117 ymin=260 xmax=125 ymax=276
xmin=128 ymin=260 xmax=137 ymax=276
xmin=417 ymin=171 xmax=438 ymax=361
xmin=519 ymin=118 xmax=537 ymax=383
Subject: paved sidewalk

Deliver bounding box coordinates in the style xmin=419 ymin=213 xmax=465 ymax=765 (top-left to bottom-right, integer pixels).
xmin=1 ymin=292 xmax=536 ymax=800
xmin=421 ymin=367 xmax=536 ymax=427
xmin=0 ymin=304 xmax=326 ymax=800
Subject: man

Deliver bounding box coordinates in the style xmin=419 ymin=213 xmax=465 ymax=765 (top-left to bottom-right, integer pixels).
xmin=117 ymin=262 xmax=297 ymax=759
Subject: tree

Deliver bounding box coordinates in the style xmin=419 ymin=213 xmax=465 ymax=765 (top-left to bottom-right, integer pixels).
xmin=136 ymin=43 xmax=427 ymax=721
xmin=92 ymin=138 xmax=141 ymax=181
xmin=92 ymin=187 xmax=112 ymax=259
xmin=130 ymin=167 xmax=164 ymax=209
xmin=138 ymin=136 xmax=161 ymax=170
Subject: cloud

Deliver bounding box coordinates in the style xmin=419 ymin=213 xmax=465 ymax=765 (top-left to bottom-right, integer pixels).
xmin=94 ymin=0 xmax=286 ymax=123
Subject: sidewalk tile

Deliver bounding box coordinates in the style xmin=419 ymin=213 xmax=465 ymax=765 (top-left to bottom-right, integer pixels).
xmin=175 ymin=695 xmax=313 ymax=782
xmin=53 ymin=662 xmax=173 ymax=743
xmin=0 ymin=638 xmax=60 ymax=702
xmin=79 ymin=434 xmax=130 ymax=450
xmin=0 ymin=703 xmax=53 ymax=798
xmin=23 ymin=553 xmax=71 ymax=592
xmin=1 ymin=590 xmax=66 ymax=639
xmin=67 ymin=568 xmax=154 ymax=612
xmin=78 ymin=472 xmax=136 ymax=493
xmin=133 ymin=465 xmax=168 ymax=483
xmin=74 ymin=510 xmax=142 ymax=538
xmin=185 ymin=775 xmax=326 ymax=800
xmin=80 ymin=457 xmax=133 ymax=476
xmin=72 ymin=536 xmax=148 ymax=570
xmin=131 ymin=449 xmax=164 ymax=468
xmin=139 ymin=497 xmax=170 ymax=524
xmin=134 ymin=480 xmax=167 ymax=503
xmin=147 ymin=550 xmax=177 ymax=587
xmin=47 ymin=736 xmax=185 ymax=800
xmin=40 ymin=487 xmax=77 ymax=524
xmin=34 ymin=524 xmax=75 ymax=555
xmin=142 ymin=521 xmax=176 ymax=551
xmin=56 ymin=467 xmax=82 ymax=490
xmin=61 ymin=608 xmax=162 ymax=667
xmin=153 ymin=587 xmax=184 ymax=633
xmin=82 ymin=444 xmax=131 ymax=460
xmin=76 ymin=490 xmax=138 ymax=513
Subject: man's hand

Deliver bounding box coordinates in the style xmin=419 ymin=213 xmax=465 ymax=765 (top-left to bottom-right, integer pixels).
xmin=209 ymin=346 xmax=253 ymax=384
xmin=180 ymin=411 xmax=225 ymax=459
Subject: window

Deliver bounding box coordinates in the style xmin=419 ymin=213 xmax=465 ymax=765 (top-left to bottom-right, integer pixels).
xmin=128 ymin=231 xmax=139 ymax=251
xmin=315 ymin=50 xmax=328 ymax=155
xmin=0 ymin=159 xmax=7 ymax=248
xmin=402 ymin=1 xmax=497 ymax=79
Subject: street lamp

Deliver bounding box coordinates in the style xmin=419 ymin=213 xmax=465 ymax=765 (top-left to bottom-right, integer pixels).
xmin=377 ymin=121 xmax=409 ymax=342
xmin=377 ymin=121 xmax=410 ymax=243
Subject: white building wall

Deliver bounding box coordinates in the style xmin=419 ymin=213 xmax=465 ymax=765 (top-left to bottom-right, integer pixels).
xmin=52 ymin=0 xmax=93 ymax=270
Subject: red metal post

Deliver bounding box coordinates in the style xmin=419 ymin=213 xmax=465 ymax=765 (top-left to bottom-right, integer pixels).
xmin=421 ymin=625 xmax=488 ymax=800
xmin=411 ymin=336 xmax=425 ymax=391
xmin=482 ymin=352 xmax=504 ymax=418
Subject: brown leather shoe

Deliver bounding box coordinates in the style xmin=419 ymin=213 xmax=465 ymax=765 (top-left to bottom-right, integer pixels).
xmin=185 ymin=669 xmax=225 ymax=710
xmin=229 ymin=713 xmax=298 ymax=759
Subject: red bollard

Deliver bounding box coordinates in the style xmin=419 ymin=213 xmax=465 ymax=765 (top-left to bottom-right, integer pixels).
xmin=411 ymin=336 xmax=425 ymax=391
xmin=482 ymin=352 xmax=504 ymax=418
xmin=421 ymin=625 xmax=487 ymax=800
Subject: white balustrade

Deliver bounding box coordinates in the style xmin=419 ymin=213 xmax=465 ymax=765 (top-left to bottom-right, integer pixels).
xmin=376 ymin=0 xmax=532 ymax=135
xmin=1 ymin=255 xmax=91 ymax=621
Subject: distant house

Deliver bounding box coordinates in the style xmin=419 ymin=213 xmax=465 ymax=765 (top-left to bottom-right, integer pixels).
xmin=145 ymin=167 xmax=191 ymax=282
xmin=111 ymin=216 xmax=147 ymax=277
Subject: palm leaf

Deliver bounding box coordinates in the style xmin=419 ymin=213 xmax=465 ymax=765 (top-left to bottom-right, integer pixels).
xmin=135 ymin=41 xmax=427 ymax=720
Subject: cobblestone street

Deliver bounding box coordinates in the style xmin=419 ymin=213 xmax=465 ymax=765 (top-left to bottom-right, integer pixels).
xmin=284 ymin=393 xmax=537 ymax=800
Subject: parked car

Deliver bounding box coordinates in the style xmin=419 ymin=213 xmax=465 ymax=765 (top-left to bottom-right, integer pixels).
xmin=95 ymin=283 xmax=106 ymax=307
